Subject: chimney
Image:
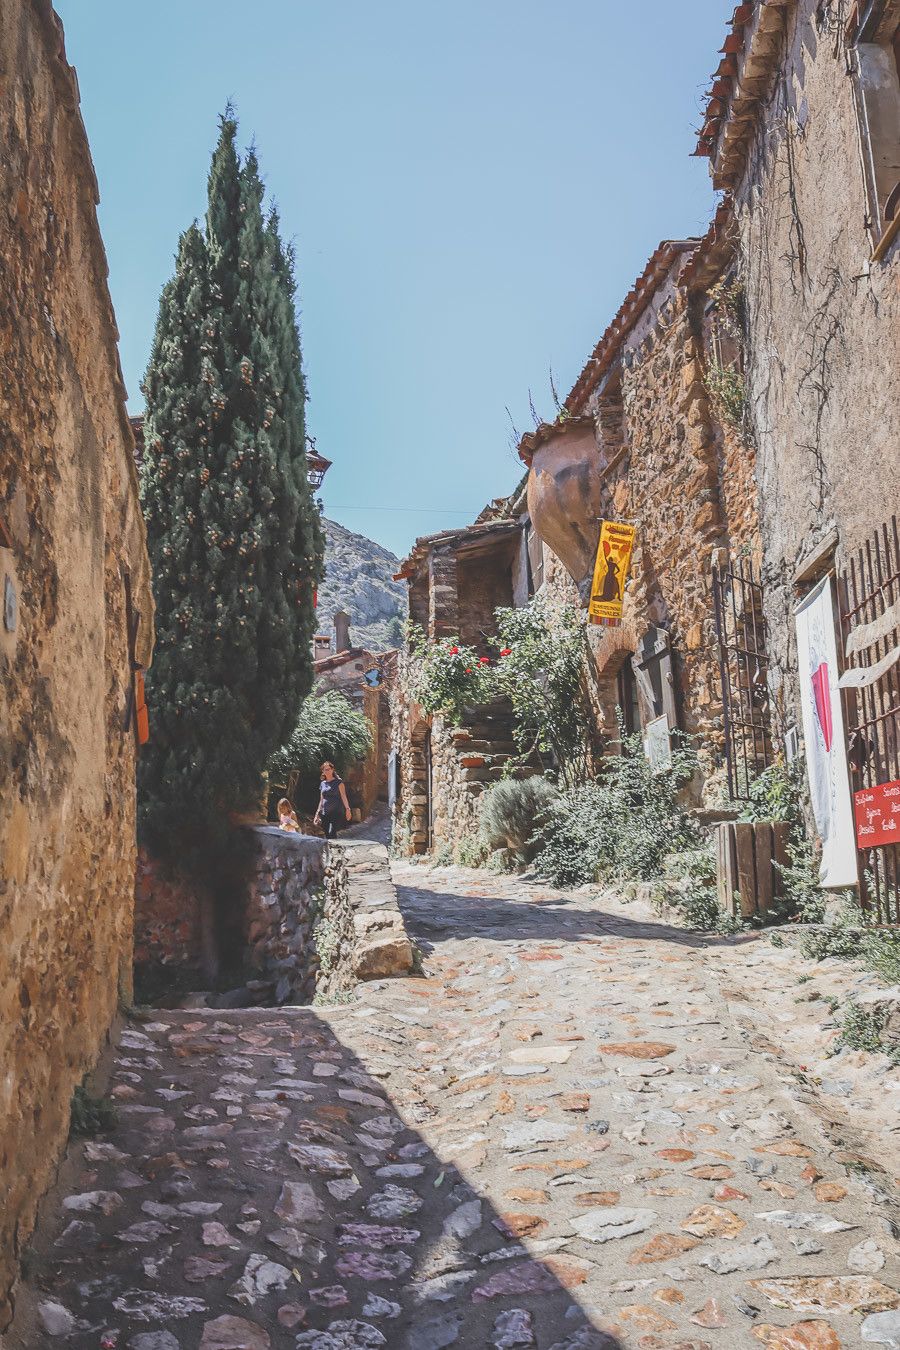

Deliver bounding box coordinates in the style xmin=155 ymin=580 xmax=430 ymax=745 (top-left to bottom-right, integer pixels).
xmin=334 ymin=610 xmax=351 ymax=653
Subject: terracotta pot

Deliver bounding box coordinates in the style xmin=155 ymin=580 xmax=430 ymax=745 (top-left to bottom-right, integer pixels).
xmin=526 ymin=421 xmax=603 ymax=602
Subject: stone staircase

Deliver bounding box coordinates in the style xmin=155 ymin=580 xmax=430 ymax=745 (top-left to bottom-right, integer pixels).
xmin=448 ymin=697 xmax=539 ymax=790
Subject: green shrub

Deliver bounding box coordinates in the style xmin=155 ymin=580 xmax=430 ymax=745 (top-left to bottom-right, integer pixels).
xmin=531 ymin=728 xmax=699 ymax=888
xmin=457 ymin=835 xmax=490 ymax=868
xmin=799 ymin=926 xmax=863 ymax=962
xmin=269 ymin=690 xmax=372 ymax=808
xmin=480 ymin=777 xmax=559 ymax=863
xmin=705 ymin=362 xmax=746 ymax=432
xmin=740 ymin=759 xmax=829 ymax=923
xmin=862 ymin=930 xmax=900 ymax=985
xmin=835 ymin=1000 xmax=900 ymax=1062
xmin=70 ymin=1083 xmax=118 ymax=1138
xmin=662 ymin=845 xmax=736 ymax=932
xmin=492 ymin=597 xmax=593 ymax=785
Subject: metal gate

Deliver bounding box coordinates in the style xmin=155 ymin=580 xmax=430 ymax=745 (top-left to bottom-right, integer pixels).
xmin=839 ymin=515 xmax=900 ymax=924
xmin=712 ymin=557 xmax=772 ymax=801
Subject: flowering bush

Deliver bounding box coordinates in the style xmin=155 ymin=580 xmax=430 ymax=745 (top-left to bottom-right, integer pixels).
xmin=492 ymin=597 xmax=593 ymax=786
xmin=408 ymin=628 xmax=495 ymax=724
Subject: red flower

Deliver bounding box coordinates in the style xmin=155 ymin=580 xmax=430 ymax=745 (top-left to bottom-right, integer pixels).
xmin=464 ymin=667 xmax=473 ymax=674
xmin=499 ymin=647 xmax=512 ymax=657
xmin=479 ymin=656 xmax=490 ymax=665
xmin=448 ymin=646 xmax=459 ymax=655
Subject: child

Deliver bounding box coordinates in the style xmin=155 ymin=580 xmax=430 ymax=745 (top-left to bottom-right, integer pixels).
xmin=277 ymin=797 xmax=300 ymax=833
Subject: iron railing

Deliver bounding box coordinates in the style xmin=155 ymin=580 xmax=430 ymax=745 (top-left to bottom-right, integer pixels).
xmin=839 ymin=516 xmax=900 ymax=924
xmin=713 ymin=557 xmax=772 ymax=800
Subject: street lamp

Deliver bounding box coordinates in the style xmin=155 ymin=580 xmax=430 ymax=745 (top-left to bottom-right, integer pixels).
xmin=306 ymin=436 xmax=332 ymax=491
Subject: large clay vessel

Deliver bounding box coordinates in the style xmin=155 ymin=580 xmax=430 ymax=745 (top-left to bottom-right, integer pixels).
xmin=525 ymin=418 xmax=603 ymax=602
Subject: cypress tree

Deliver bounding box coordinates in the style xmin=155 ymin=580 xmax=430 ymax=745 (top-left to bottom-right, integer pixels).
xmin=139 ymin=111 xmax=323 ymax=857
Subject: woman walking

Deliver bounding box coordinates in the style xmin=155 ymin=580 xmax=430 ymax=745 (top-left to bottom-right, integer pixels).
xmin=314 ymin=761 xmax=352 ymax=839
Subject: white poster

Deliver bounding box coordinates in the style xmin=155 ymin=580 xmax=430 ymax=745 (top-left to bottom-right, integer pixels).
xmin=643 ymin=714 xmax=672 ymax=773
xmin=794 ymin=575 xmax=858 ymax=888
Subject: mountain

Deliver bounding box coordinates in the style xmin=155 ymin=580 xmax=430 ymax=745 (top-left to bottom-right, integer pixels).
xmin=316 ymin=517 xmax=407 ymax=652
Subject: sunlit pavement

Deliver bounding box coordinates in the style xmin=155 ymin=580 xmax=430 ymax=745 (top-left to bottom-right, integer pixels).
xmin=8 ymin=862 xmax=900 ymax=1349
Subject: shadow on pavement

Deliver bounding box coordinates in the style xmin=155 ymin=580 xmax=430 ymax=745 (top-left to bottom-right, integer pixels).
xmin=394 ymin=879 xmax=730 ymax=957
xmin=7 ymin=1006 xmax=621 ymax=1350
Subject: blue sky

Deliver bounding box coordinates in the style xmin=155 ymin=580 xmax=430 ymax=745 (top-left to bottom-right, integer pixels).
xmin=56 ymin=0 xmax=724 ymax=559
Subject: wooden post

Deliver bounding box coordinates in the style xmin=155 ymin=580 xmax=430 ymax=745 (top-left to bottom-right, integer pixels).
xmin=716 ymin=822 xmax=739 ymax=916
xmin=734 ymin=821 xmax=758 ymax=918
xmin=754 ymin=822 xmax=774 ymax=920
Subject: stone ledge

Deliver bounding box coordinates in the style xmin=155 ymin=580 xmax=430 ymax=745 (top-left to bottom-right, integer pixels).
xmin=334 ymin=838 xmax=415 ymax=980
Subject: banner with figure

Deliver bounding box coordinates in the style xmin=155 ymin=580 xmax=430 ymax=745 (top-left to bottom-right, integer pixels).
xmin=794 ymin=575 xmax=858 ymax=888
xmin=588 ymin=521 xmax=635 ymax=626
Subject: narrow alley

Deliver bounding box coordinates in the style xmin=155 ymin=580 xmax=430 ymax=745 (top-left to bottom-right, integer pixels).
xmin=8 ymin=861 xmax=899 ymax=1350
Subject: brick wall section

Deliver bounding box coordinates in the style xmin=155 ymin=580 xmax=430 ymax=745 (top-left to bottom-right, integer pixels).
xmin=134 ymin=851 xmax=204 ymax=977
xmin=428 ymin=548 xmax=459 ymax=639
xmin=0 ymin=1 xmax=153 ymax=1325
xmin=457 ymin=551 xmax=515 ymax=654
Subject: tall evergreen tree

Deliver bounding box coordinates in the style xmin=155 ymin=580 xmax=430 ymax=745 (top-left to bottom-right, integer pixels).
xmin=139 ymin=111 xmax=323 ymax=856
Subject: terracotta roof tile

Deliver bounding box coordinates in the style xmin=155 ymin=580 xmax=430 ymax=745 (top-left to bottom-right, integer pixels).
xmin=694 ymin=0 xmax=799 ymax=189
xmin=556 ymin=240 xmax=698 ymax=423
xmin=517 ymin=415 xmax=593 ymax=466
xmin=394 ymin=518 xmax=520 ymax=581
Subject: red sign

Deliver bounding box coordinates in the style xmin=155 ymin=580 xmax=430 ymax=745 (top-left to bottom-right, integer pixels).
xmin=854 ymin=779 xmax=900 ymax=848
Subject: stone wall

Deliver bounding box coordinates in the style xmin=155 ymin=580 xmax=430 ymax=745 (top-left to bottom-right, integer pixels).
xmin=0 ymin=1 xmax=153 ymax=1327
xmin=457 ymin=550 xmax=515 ymax=654
xmin=613 ymin=275 xmax=759 ymax=785
xmin=152 ymin=829 xmax=415 ymax=1005
xmin=239 ymin=829 xmax=354 ymax=1005
xmin=390 ymin=646 xmax=528 ymax=858
xmin=133 ymin=850 xmax=205 ymax=985
xmin=732 ymin=0 xmax=900 ymax=739
xmin=525 ymin=233 xmax=761 ymax=799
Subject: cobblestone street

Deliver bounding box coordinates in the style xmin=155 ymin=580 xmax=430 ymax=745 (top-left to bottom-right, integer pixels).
xmin=8 ymin=863 xmax=900 ymax=1350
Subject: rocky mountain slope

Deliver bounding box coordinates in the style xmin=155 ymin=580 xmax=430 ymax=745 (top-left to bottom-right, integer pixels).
xmin=317 ymin=517 xmax=406 ymax=652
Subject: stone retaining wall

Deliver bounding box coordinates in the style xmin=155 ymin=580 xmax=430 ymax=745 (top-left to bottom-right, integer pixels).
xmin=135 ymin=828 xmax=414 ymax=1005
xmin=342 ymin=838 xmax=415 ymax=978
xmin=216 ymin=828 xmax=413 ymax=1006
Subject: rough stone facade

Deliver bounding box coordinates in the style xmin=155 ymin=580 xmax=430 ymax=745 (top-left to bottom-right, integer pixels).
xmin=522 ymin=221 xmax=762 ymax=799
xmin=390 ymin=521 xmax=527 ymax=856
xmin=239 ymin=829 xmax=354 ymax=1005
xmin=0 ymin=0 xmax=153 ymax=1326
xmin=698 ymin=0 xmax=900 ymax=745
xmin=133 ymin=849 xmax=205 ymax=986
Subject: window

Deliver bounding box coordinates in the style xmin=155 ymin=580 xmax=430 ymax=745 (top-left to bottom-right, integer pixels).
xmin=525 ymin=522 xmax=544 ymax=596
xmin=616 ymin=660 xmax=641 ymax=736
xmin=849 ymin=1 xmax=900 ymax=258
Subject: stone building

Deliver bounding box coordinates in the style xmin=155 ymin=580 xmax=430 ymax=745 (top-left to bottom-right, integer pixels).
xmin=390 ymin=518 xmax=532 ymax=855
xmin=311 ymin=614 xmax=395 ymax=823
xmin=695 ymin=0 xmax=900 ymax=752
xmin=521 ymin=209 xmax=762 ymax=798
xmin=0 ymin=0 xmax=153 ymax=1327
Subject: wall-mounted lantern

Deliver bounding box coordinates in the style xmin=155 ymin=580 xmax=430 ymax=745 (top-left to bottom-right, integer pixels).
xmin=306 ymin=436 xmax=332 ymax=491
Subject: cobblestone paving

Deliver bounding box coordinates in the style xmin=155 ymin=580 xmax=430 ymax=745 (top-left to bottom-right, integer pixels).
xmin=9 ymin=864 xmax=900 ymax=1350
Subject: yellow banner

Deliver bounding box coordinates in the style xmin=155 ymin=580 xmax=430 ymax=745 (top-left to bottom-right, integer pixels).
xmin=588 ymin=520 xmax=635 ymax=625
